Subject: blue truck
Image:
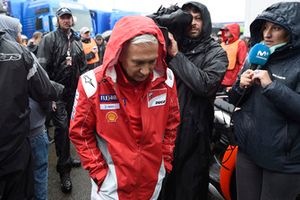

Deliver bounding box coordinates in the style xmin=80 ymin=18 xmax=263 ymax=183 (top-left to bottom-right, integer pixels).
xmin=6 ymin=0 xmax=141 ymax=38
xmin=7 ymin=0 xmax=93 ymax=38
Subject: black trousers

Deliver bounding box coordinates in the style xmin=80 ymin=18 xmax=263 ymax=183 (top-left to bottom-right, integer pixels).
xmin=52 ymin=99 xmax=73 ymax=174
xmin=236 ymin=151 xmax=300 ymax=200
xmin=160 ymin=129 xmax=210 ymax=200
xmin=0 ymin=140 xmax=34 ymax=200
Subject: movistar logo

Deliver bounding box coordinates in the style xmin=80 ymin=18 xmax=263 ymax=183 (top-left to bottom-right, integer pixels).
xmin=256 ymin=50 xmax=269 ymax=60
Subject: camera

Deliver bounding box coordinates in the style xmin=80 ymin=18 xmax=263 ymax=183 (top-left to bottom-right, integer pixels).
xmin=159 ymin=26 xmax=171 ymax=48
xmin=148 ymin=5 xmax=192 ymax=45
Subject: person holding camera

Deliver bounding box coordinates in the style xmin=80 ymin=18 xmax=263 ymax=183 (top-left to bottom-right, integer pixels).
xmin=37 ymin=7 xmax=87 ymax=193
xmin=157 ymin=2 xmax=228 ymax=200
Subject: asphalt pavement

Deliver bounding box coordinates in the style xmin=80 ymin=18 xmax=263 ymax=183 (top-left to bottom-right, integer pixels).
xmin=48 ymin=128 xmax=91 ymax=200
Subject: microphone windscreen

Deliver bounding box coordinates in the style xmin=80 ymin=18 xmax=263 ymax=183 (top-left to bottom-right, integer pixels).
xmin=248 ymin=43 xmax=271 ymax=66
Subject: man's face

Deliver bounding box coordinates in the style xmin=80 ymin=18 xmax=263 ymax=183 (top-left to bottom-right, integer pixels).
xmin=81 ymin=31 xmax=90 ymax=39
xmin=119 ymin=42 xmax=158 ymax=85
xmin=96 ymin=38 xmax=103 ymax=45
xmin=185 ymin=10 xmax=203 ymax=38
xmin=58 ymin=14 xmax=73 ymax=30
xmin=224 ymin=29 xmax=233 ymax=39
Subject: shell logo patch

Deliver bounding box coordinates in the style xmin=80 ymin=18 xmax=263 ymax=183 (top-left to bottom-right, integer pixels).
xmin=106 ymin=111 xmax=118 ymax=122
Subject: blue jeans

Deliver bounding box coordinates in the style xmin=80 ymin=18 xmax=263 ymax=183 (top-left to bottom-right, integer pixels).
xmin=30 ymin=130 xmax=49 ymax=200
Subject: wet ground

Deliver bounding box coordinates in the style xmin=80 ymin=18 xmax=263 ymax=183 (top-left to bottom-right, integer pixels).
xmin=48 ymin=129 xmax=90 ymax=200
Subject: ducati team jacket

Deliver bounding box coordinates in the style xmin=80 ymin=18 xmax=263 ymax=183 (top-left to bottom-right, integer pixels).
xmin=69 ymin=16 xmax=180 ymax=199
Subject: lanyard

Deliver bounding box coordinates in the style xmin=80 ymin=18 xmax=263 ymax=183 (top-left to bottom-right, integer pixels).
xmin=67 ymin=33 xmax=72 ymax=57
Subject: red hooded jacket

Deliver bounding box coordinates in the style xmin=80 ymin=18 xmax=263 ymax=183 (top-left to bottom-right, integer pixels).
xmin=221 ymin=23 xmax=248 ymax=86
xmin=69 ymin=16 xmax=180 ymax=200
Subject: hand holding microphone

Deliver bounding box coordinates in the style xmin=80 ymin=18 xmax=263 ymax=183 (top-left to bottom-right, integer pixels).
xmin=252 ymin=69 xmax=272 ymax=88
xmin=240 ymin=69 xmax=254 ymax=88
xmin=240 ymin=43 xmax=271 ymax=88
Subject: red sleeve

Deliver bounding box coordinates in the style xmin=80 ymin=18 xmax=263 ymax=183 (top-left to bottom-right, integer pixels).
xmin=162 ymin=76 xmax=180 ymax=173
xmin=237 ymin=40 xmax=248 ymax=70
xmin=69 ymin=76 xmax=108 ymax=185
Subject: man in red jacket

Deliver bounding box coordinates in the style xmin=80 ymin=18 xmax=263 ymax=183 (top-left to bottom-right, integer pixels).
xmin=69 ymin=15 xmax=180 ymax=200
xmin=220 ymin=23 xmax=248 ymax=90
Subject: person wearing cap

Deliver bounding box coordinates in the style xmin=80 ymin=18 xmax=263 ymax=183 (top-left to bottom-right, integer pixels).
xmin=69 ymin=15 xmax=180 ymax=199
xmin=228 ymin=2 xmax=300 ymax=199
xmin=37 ymin=6 xmax=87 ymax=193
xmin=21 ymin=34 xmax=28 ymax=46
xmin=158 ymin=2 xmax=228 ymax=200
xmin=80 ymin=26 xmax=100 ymax=70
xmin=95 ymin=33 xmax=106 ymax=65
xmin=220 ymin=23 xmax=248 ymax=90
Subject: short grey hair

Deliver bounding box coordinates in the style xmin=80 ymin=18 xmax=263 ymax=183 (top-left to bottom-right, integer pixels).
xmin=130 ymin=34 xmax=158 ymax=45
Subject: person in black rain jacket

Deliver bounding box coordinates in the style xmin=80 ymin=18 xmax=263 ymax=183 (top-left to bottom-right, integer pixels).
xmin=37 ymin=7 xmax=87 ymax=193
xmin=160 ymin=2 xmax=228 ymax=200
xmin=0 ymin=16 xmax=59 ymax=199
xmin=228 ymin=2 xmax=300 ymax=199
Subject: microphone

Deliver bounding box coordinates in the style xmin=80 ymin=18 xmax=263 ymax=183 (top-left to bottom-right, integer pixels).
xmin=247 ymin=43 xmax=271 ymax=70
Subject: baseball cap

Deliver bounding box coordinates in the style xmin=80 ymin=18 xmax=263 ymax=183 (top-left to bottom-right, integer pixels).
xmin=21 ymin=34 xmax=28 ymax=40
xmin=56 ymin=7 xmax=72 ymax=17
xmin=80 ymin=27 xmax=90 ymax=35
xmin=95 ymin=33 xmax=103 ymax=40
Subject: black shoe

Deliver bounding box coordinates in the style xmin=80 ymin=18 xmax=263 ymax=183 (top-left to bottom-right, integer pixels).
xmin=60 ymin=173 xmax=72 ymax=193
xmin=71 ymin=158 xmax=81 ymax=168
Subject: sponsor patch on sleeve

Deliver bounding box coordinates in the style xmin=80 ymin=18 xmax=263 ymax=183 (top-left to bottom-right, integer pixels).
xmin=148 ymin=88 xmax=167 ymax=108
xmin=81 ymin=71 xmax=97 ymax=98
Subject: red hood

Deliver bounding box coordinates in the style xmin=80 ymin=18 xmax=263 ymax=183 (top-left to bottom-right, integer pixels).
xmin=101 ymin=15 xmax=167 ymax=83
xmin=222 ymin=23 xmax=240 ymax=44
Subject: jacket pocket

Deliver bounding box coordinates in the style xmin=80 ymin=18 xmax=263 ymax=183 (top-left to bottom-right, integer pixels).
xmin=232 ymin=110 xmax=255 ymax=150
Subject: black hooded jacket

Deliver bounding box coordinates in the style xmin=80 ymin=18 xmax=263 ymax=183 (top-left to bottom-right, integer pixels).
xmin=164 ymin=2 xmax=228 ymax=199
xmin=229 ymin=2 xmax=300 ymax=173
xmin=169 ymin=1 xmax=228 ymax=148
xmin=0 ymin=31 xmax=59 ymax=176
xmin=37 ymin=28 xmax=87 ymax=98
